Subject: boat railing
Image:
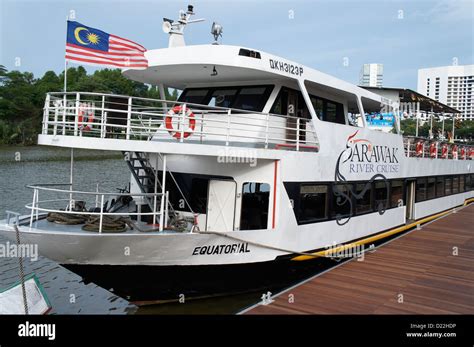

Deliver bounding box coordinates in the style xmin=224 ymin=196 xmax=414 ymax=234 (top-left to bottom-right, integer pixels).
xmin=403 ymin=136 xmax=474 ymax=160
xmin=42 ymin=92 xmax=319 ymax=153
xmin=25 ymin=183 xmax=169 ymax=233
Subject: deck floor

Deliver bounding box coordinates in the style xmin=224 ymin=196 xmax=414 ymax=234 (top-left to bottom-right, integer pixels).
xmin=244 ymin=204 xmax=474 ymax=314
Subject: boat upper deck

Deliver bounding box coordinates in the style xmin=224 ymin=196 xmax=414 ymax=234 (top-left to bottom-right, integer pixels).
xmin=38 ymin=91 xmax=320 ymax=157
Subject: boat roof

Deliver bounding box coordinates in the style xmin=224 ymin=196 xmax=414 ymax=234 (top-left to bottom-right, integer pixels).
xmin=361 ymin=86 xmax=460 ymax=114
xmin=123 ymin=44 xmax=383 ymax=103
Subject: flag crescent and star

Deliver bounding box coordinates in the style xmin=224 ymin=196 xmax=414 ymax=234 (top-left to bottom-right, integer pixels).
xmin=65 ymin=20 xmax=148 ymax=69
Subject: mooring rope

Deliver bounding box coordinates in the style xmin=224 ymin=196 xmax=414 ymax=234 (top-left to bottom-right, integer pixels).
xmin=14 ymin=224 xmax=28 ymax=315
xmin=197 ymin=230 xmax=322 ymax=258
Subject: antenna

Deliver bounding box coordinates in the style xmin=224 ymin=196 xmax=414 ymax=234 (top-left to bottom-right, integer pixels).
xmin=162 ymin=4 xmax=205 ymax=47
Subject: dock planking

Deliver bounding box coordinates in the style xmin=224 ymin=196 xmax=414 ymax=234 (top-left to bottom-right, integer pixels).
xmin=244 ymin=204 xmax=474 ymax=314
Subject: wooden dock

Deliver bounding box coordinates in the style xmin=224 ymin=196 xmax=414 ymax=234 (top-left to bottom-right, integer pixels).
xmin=243 ymin=204 xmax=474 ymax=314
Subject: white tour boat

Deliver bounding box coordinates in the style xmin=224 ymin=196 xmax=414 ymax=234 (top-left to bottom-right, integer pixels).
xmin=1 ymin=6 xmax=473 ymax=301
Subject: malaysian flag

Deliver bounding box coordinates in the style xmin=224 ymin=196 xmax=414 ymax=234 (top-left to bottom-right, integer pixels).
xmin=66 ymin=21 xmax=148 ymax=69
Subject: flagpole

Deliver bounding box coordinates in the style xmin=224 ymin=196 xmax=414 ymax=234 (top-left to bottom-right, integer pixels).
xmin=64 ymin=59 xmax=68 ymax=92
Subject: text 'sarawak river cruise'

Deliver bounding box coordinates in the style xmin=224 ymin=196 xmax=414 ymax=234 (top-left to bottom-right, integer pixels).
xmin=1 ymin=6 xmax=473 ymax=301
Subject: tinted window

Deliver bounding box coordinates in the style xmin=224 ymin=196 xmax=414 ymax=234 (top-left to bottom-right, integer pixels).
xmin=332 ymin=184 xmax=352 ymax=218
xmin=310 ymin=97 xmax=324 ymax=120
xmin=452 ymin=176 xmax=459 ymax=194
xmin=232 ymin=87 xmax=269 ymax=111
xmin=374 ymin=180 xmax=389 ymax=211
xmin=416 ymin=178 xmax=427 ymax=202
xmin=326 ymin=102 xmax=338 ymax=123
xmin=309 ymin=95 xmax=345 ymax=124
xmin=355 ymin=182 xmax=372 ymax=214
xmin=445 ymin=177 xmax=452 ymax=195
xmin=299 ymin=184 xmax=328 ymax=223
xmin=466 ymin=175 xmax=471 ymax=191
xmin=436 ymin=176 xmax=445 ymax=198
xmin=180 ymin=89 xmax=209 ymax=104
xmin=460 ymin=175 xmax=465 ymax=192
xmin=179 ymin=85 xmax=273 ymax=112
xmin=391 ymin=180 xmax=404 ymax=208
xmin=209 ymin=89 xmax=238 ymax=108
xmin=427 ymin=177 xmax=436 ymax=200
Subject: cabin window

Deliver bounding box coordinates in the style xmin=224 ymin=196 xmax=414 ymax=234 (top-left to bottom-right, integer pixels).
xmin=232 ymin=87 xmax=271 ymax=111
xmin=179 ymin=88 xmax=209 ymax=105
xmin=374 ymin=180 xmax=389 ymax=210
xmin=332 ymin=184 xmax=352 ymax=218
xmin=391 ymin=180 xmax=404 ymax=208
xmin=310 ymin=97 xmax=324 ymax=119
xmin=271 ymin=87 xmax=310 ymax=118
xmin=452 ymin=176 xmax=459 ymax=194
xmin=299 ymin=184 xmax=328 ymax=223
xmin=460 ymin=175 xmax=465 ymax=192
xmin=426 ymin=177 xmax=436 ymax=200
xmin=466 ymin=175 xmax=471 ymax=191
xmin=240 ymin=182 xmax=270 ymax=230
xmin=416 ymin=178 xmax=427 ymax=202
xmin=355 ymin=182 xmax=372 ymax=214
xmin=178 ymin=85 xmax=273 ymax=112
xmin=436 ymin=176 xmax=445 ymax=198
xmin=209 ymin=89 xmax=238 ymax=108
xmin=445 ymin=177 xmax=452 ymax=195
xmin=309 ymin=94 xmax=345 ymax=124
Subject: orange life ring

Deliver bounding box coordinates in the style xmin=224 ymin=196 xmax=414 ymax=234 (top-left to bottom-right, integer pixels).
xmin=441 ymin=144 xmax=448 ymax=159
xmin=460 ymin=147 xmax=466 ymax=160
xmin=415 ymin=141 xmax=423 ymax=156
xmin=429 ymin=142 xmax=436 ymax=158
xmin=452 ymin=145 xmax=458 ymax=159
xmin=165 ymin=105 xmax=196 ymax=139
xmin=78 ymin=105 xmax=94 ymax=131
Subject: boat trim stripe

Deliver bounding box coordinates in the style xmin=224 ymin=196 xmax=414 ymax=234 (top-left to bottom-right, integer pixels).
xmin=290 ymin=197 xmax=474 ymax=261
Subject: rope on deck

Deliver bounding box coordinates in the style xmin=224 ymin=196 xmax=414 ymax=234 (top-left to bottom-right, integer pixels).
xmin=14 ymin=224 xmax=28 ymax=315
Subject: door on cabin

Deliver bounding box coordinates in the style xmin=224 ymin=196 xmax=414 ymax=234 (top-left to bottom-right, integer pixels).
xmin=206 ymin=180 xmax=236 ymax=232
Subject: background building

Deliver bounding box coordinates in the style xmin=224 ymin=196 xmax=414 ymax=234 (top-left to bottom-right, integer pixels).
xmin=359 ymin=63 xmax=383 ymax=87
xmin=417 ymin=65 xmax=474 ymax=120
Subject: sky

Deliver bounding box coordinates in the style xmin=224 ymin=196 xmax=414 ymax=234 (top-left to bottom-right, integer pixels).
xmin=0 ymin=0 xmax=473 ymax=90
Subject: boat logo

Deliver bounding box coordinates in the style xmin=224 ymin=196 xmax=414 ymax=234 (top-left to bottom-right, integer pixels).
xmin=333 ymin=131 xmax=394 ymax=226
xmin=341 ymin=130 xmax=400 ymax=174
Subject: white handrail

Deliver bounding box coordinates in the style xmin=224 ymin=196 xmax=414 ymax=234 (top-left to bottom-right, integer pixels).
xmin=26 ymin=184 xmax=168 ymax=233
xmin=43 ymin=91 xmax=320 ymax=153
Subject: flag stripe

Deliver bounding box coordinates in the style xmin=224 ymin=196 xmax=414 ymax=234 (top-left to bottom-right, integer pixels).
xmin=108 ymin=45 xmax=143 ymax=52
xmin=110 ymin=34 xmax=146 ymax=51
xmin=66 ymin=49 xmax=147 ymax=63
xmin=65 ymin=55 xmax=148 ymax=68
xmin=66 ymin=51 xmax=147 ymax=65
xmin=109 ymin=40 xmax=146 ymax=52
xmin=66 ymin=43 xmax=146 ymax=57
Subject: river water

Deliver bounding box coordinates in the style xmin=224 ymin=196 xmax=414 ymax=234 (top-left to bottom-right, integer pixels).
xmin=0 ymin=145 xmax=337 ymax=314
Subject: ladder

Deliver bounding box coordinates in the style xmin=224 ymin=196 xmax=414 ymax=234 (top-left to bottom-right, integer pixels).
xmin=123 ymin=151 xmax=176 ymax=219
